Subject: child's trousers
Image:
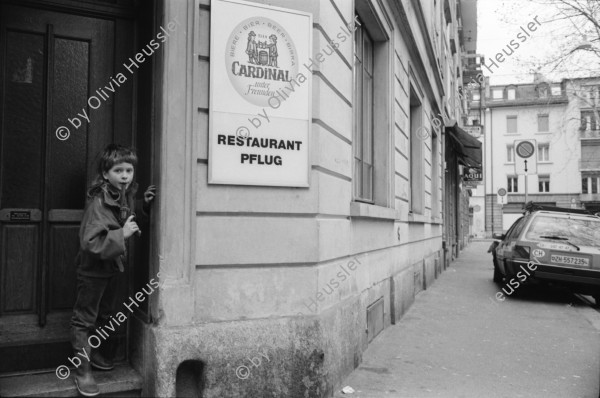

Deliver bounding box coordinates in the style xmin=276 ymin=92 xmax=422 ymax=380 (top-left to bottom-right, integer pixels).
xmin=71 ymin=274 xmax=118 ymax=357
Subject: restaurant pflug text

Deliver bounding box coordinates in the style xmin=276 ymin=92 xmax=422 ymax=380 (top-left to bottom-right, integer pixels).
xmin=217 ymin=134 xmax=303 ymax=166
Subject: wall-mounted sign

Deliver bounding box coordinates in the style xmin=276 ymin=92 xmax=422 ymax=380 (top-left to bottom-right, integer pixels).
xmin=463 ymin=125 xmax=482 ymax=138
xmin=209 ymin=0 xmax=312 ymax=186
xmin=463 ymin=166 xmax=483 ymax=183
xmin=9 ymin=211 xmax=30 ymax=221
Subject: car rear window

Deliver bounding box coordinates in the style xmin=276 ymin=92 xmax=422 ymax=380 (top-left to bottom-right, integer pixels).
xmin=525 ymin=215 xmax=600 ymax=247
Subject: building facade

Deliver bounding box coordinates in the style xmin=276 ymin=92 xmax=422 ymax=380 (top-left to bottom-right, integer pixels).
xmin=469 ymin=77 xmax=596 ymax=237
xmin=0 ymin=0 xmax=478 ymax=396
xmin=573 ymin=77 xmax=600 ymax=213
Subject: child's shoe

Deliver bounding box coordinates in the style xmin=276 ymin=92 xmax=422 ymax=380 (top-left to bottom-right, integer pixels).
xmin=91 ymin=349 xmax=115 ymax=371
xmin=74 ymin=361 xmax=100 ymax=397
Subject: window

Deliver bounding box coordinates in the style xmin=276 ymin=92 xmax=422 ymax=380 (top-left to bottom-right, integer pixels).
xmin=538 ymin=85 xmax=548 ymax=98
xmin=537 ymin=114 xmax=549 ymax=132
xmin=507 ymin=176 xmax=518 ymax=192
xmin=582 ymin=142 xmax=600 ymax=169
xmin=538 ymin=176 xmax=550 ymax=192
xmin=538 ymin=144 xmax=549 ymax=161
xmin=525 ymin=215 xmax=600 ymax=248
xmin=582 ymin=176 xmax=600 ymax=194
xmin=492 ymin=89 xmax=503 ymax=100
xmin=551 ymin=85 xmax=561 ymax=96
xmin=581 ymin=111 xmax=599 ymax=131
xmin=352 ymin=7 xmax=393 ymax=209
xmin=505 ymin=217 xmax=524 ymax=240
xmin=506 ymin=145 xmax=514 ymax=163
xmin=431 ymin=130 xmax=440 ymax=217
xmin=353 ymin=16 xmax=374 ymax=201
xmin=409 ymin=87 xmax=424 ymax=213
xmin=472 ymin=92 xmax=480 ymax=101
xmin=507 ymin=116 xmax=517 ymax=134
xmin=507 ymin=88 xmax=516 ymax=100
xmin=509 ymin=217 xmax=528 ymax=240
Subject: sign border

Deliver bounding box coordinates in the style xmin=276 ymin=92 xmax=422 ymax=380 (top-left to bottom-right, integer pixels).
xmin=208 ymin=0 xmax=313 ymax=187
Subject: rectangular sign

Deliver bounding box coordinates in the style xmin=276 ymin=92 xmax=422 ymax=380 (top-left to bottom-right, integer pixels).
xmin=463 ymin=166 xmax=483 ymax=182
xmin=463 ymin=125 xmax=482 ymax=138
xmin=9 ymin=211 xmax=30 ymax=221
xmin=209 ymin=0 xmax=312 ymax=186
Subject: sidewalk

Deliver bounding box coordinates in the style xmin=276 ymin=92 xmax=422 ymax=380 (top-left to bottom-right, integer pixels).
xmin=334 ymin=242 xmax=600 ymax=398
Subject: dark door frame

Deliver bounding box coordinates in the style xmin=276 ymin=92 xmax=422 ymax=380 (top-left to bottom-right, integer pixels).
xmin=0 ymin=0 xmax=158 ymax=374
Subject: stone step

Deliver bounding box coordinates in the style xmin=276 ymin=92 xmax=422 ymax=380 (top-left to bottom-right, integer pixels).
xmin=0 ymin=363 xmax=142 ymax=397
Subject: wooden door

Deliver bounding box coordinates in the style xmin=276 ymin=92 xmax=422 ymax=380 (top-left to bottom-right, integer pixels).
xmin=0 ymin=4 xmax=133 ymax=373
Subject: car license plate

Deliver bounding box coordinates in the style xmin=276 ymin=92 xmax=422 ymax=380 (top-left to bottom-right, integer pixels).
xmin=550 ymin=254 xmax=589 ymax=267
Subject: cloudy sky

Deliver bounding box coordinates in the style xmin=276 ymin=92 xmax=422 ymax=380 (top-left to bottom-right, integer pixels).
xmin=477 ymin=0 xmax=599 ymax=85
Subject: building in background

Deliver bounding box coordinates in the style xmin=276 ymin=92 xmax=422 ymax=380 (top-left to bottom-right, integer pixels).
xmin=469 ymin=76 xmax=596 ymax=236
xmin=572 ymin=77 xmax=600 ymax=213
xmin=0 ymin=0 xmax=479 ymax=396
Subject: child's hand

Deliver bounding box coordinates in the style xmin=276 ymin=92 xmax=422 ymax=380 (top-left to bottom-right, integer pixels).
xmin=123 ymin=215 xmax=140 ymax=239
xmin=144 ymin=185 xmax=156 ymax=205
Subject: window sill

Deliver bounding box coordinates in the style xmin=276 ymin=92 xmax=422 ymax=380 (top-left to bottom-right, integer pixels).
xmin=504 ymin=162 xmax=515 ymax=165
xmin=535 ymin=131 xmax=551 ymax=134
xmin=350 ymin=202 xmax=399 ymax=220
xmin=408 ymin=212 xmax=429 ymax=223
xmin=538 ymin=161 xmax=552 ymax=164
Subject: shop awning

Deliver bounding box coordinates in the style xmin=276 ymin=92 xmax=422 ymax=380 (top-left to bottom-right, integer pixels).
xmin=446 ymin=122 xmax=482 ymax=167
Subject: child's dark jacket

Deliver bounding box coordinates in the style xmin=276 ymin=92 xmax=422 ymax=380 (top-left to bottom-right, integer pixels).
xmin=76 ymin=183 xmax=145 ymax=278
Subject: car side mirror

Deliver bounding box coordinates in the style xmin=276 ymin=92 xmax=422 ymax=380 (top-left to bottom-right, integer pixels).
xmin=492 ymin=233 xmax=505 ymax=240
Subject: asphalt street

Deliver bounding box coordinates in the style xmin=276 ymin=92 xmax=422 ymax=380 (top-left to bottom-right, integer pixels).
xmin=334 ymin=241 xmax=600 ymax=398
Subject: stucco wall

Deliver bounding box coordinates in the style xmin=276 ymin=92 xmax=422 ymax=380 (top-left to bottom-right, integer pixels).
xmin=150 ymin=0 xmax=449 ymax=396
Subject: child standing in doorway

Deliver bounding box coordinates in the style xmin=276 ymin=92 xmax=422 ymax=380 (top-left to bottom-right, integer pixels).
xmin=71 ymin=144 xmax=156 ymax=396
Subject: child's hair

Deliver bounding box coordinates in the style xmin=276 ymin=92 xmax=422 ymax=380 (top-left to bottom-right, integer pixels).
xmin=87 ymin=144 xmax=138 ymax=199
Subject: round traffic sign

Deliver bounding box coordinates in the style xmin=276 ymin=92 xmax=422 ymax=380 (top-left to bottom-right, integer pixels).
xmin=516 ymin=141 xmax=535 ymax=158
xmin=498 ymin=188 xmax=507 ymax=196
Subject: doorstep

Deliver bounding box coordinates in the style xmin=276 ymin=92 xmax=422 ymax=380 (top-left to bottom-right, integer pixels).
xmin=0 ymin=363 xmax=142 ymax=397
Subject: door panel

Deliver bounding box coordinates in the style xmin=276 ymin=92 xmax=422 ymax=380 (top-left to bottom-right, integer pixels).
xmin=1 ymin=31 xmax=45 ymax=209
xmin=49 ymin=37 xmax=89 ymax=210
xmin=2 ymin=225 xmax=38 ymax=313
xmin=49 ymin=225 xmax=79 ymax=310
xmin=0 ymin=4 xmax=132 ymax=373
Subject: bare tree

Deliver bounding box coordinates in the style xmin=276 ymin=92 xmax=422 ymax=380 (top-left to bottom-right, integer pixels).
xmin=522 ymin=0 xmax=600 ymax=75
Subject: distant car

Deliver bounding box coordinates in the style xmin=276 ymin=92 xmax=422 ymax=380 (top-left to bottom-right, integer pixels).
xmin=490 ymin=203 xmax=600 ymax=304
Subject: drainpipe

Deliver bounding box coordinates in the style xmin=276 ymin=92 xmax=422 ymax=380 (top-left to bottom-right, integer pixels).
xmin=489 ymin=107 xmax=494 ymax=236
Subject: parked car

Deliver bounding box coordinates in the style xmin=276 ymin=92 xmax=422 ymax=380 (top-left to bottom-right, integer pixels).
xmin=490 ymin=203 xmax=600 ymax=304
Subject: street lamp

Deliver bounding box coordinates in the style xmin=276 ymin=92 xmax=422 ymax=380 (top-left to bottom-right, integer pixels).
xmin=568 ymin=37 xmax=600 ymax=57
